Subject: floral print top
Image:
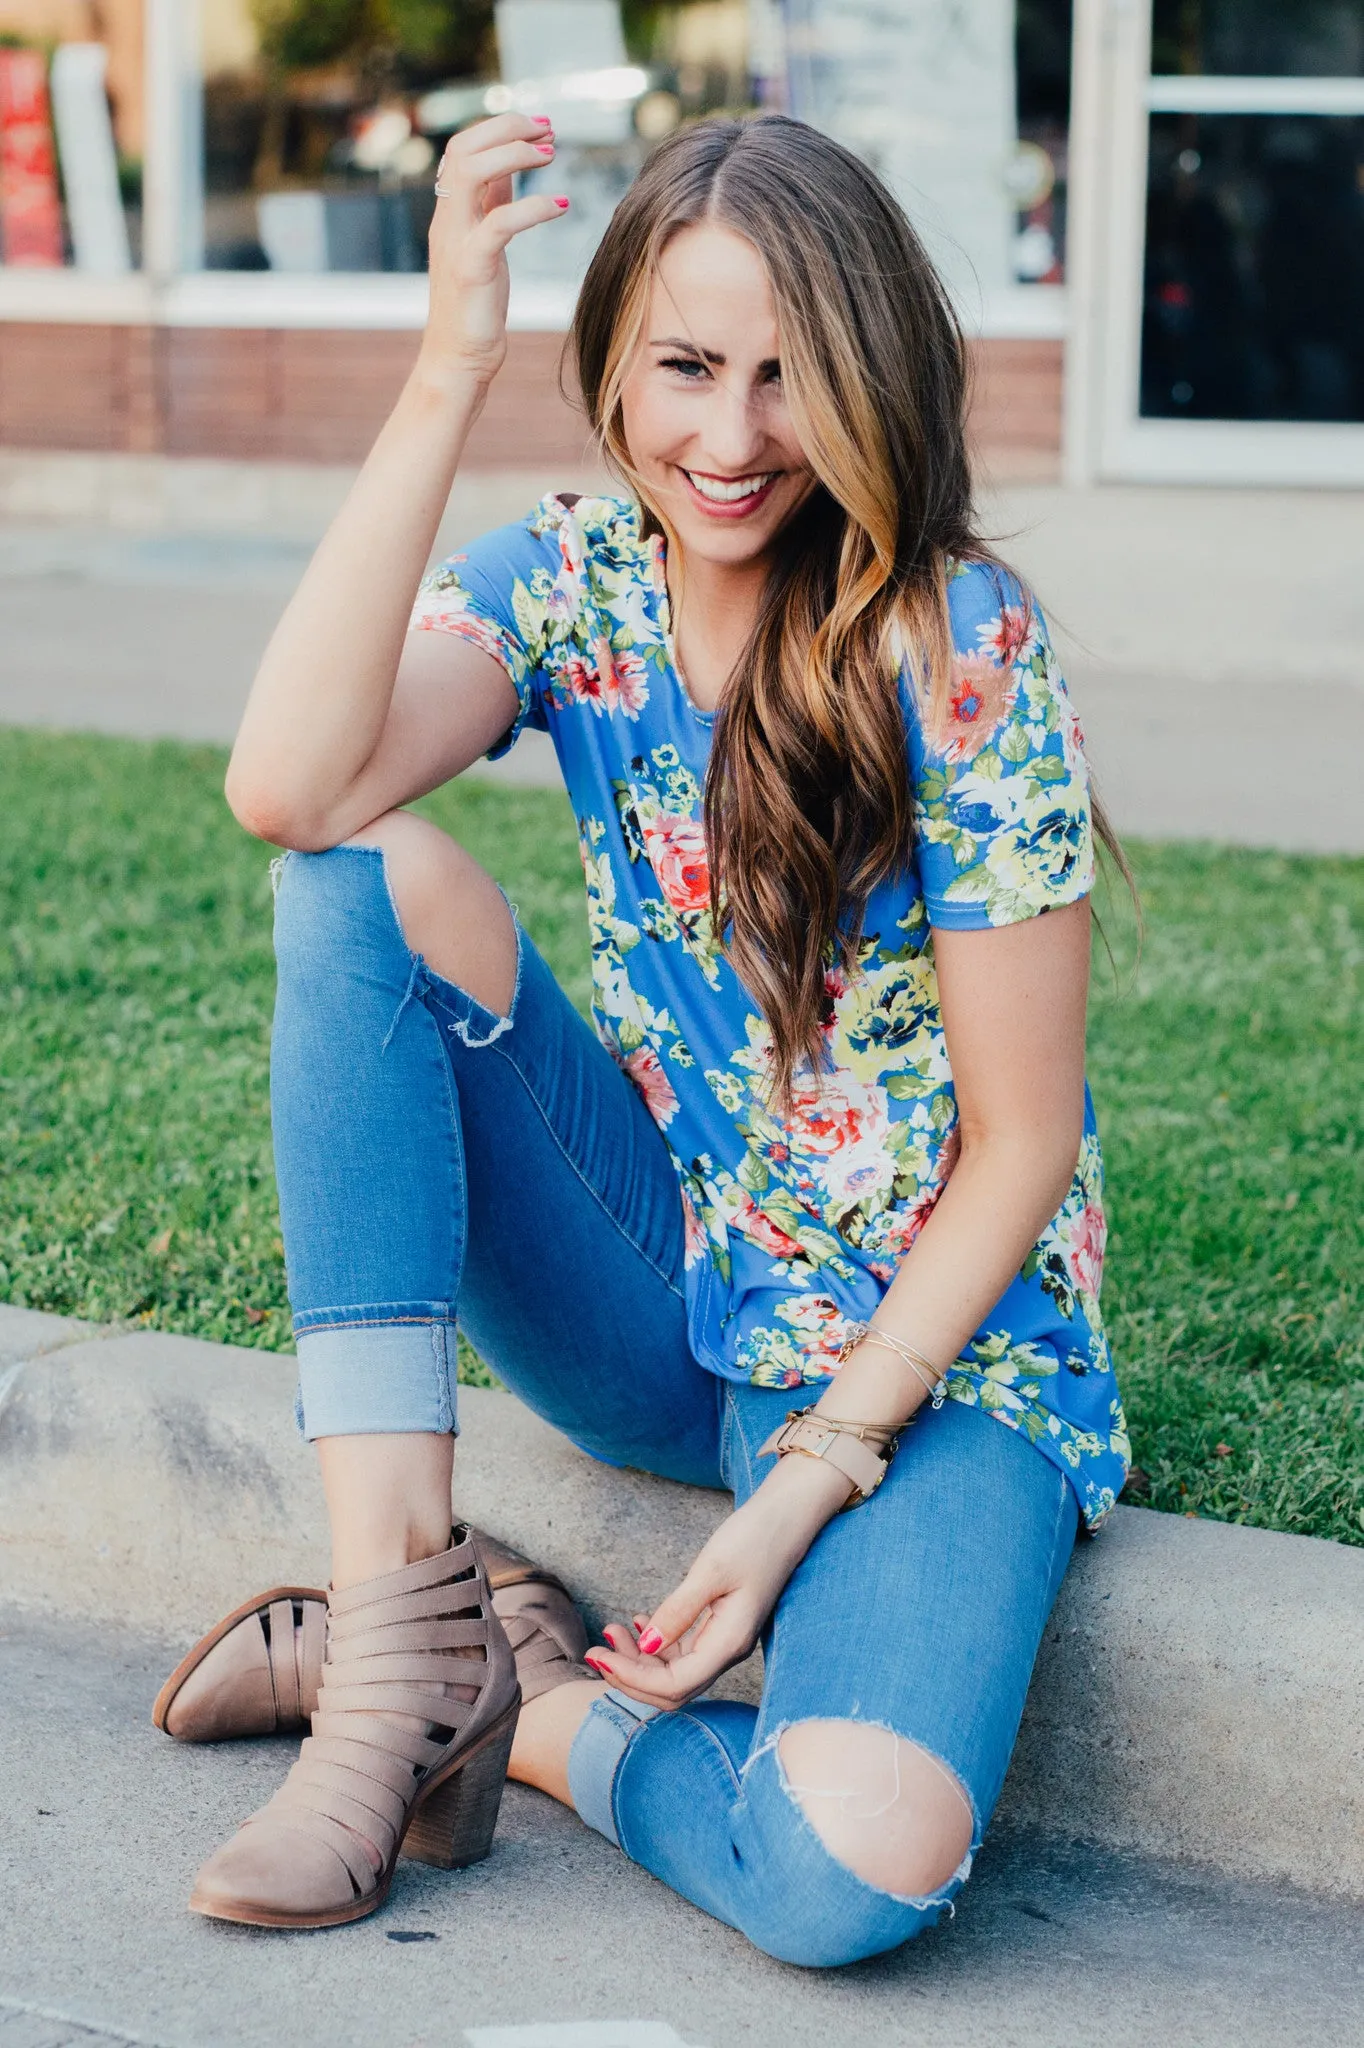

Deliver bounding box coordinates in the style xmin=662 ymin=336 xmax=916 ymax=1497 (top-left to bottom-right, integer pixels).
xmin=412 ymin=494 xmax=1130 ymax=1528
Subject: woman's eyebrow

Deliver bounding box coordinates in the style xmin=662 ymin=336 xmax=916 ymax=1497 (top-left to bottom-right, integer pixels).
xmin=649 ymin=335 xmax=725 ymax=364
xmin=648 ymin=338 xmax=782 ymax=377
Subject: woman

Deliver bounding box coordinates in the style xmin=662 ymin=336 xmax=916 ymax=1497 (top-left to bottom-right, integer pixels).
xmin=168 ymin=112 xmax=1129 ymax=1965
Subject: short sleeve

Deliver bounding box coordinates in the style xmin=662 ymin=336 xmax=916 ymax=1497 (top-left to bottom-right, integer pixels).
xmin=409 ymin=499 xmax=562 ymax=757
xmin=909 ymin=564 xmax=1095 ymax=930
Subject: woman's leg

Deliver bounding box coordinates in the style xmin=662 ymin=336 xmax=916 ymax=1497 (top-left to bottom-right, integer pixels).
xmin=270 ymin=805 xmax=722 ymax=1578
xmin=567 ymin=1396 xmax=1078 ymax=1969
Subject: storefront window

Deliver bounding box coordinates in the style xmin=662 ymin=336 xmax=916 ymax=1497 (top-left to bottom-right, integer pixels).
xmin=0 ymin=0 xmax=143 ymax=269
xmin=1141 ymin=3 xmax=1364 ymax=423
xmin=1141 ymin=111 xmax=1364 ymax=421
xmin=1151 ymin=0 xmax=1364 ymax=78
xmin=198 ymin=0 xmax=754 ymax=276
xmin=1014 ymin=0 xmax=1071 ymax=284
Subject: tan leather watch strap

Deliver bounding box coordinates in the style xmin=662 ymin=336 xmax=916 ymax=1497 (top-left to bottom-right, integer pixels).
xmin=757 ymin=1413 xmax=893 ymax=1506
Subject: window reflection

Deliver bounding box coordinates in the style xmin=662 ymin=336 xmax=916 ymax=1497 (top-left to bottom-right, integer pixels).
xmin=1150 ymin=0 xmax=1364 ymax=79
xmin=1141 ymin=113 xmax=1364 ymax=421
xmin=199 ymin=0 xmax=754 ymax=276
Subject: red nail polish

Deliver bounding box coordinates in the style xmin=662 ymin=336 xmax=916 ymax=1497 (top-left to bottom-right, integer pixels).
xmin=535 ymin=142 xmax=554 ymax=156
xmin=584 ymin=1652 xmax=610 ymax=1674
xmin=553 ymin=196 xmax=570 ymax=210
xmin=638 ymin=1628 xmax=663 ymax=1655
xmin=533 ymin=115 xmax=553 ymax=126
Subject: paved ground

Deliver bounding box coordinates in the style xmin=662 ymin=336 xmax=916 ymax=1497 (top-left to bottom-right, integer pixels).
xmin=2 ymin=1607 xmax=1362 ymax=2048
xmin=1 ymin=477 xmax=1361 ymax=852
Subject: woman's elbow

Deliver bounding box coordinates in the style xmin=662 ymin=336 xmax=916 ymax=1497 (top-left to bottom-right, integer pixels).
xmin=223 ymin=761 xmax=338 ymax=852
xmin=960 ymin=1114 xmax=1084 ymax=1218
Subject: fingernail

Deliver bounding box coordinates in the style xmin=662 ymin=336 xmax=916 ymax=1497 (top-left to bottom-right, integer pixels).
xmin=553 ymin=196 xmax=570 ymax=210
xmin=584 ymin=1652 xmax=610 ymax=1675
xmin=533 ymin=115 xmax=552 ymax=126
xmin=535 ymin=142 xmax=554 ymax=156
xmin=637 ymin=1628 xmax=663 ymax=1655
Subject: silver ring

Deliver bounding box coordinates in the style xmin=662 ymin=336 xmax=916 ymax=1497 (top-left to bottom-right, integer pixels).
xmin=433 ymin=179 xmax=456 ymax=197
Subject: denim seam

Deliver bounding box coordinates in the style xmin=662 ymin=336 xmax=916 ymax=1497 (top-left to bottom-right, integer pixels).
xmin=293 ymin=1313 xmax=455 ymax=1332
xmin=1025 ymin=1466 xmax=1076 ymax=1674
xmin=726 ymin=1394 xmax=759 ymax=1500
xmin=613 ymin=1704 xmax=743 ymax=1865
xmin=425 ymin=974 xmax=471 ymax=1313
xmin=718 ymin=1389 xmax=737 ymax=1492
xmin=476 ymin=1041 xmax=685 ymax=1302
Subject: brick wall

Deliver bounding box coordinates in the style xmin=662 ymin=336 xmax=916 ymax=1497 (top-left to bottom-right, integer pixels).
xmin=0 ymin=324 xmax=1061 ymax=477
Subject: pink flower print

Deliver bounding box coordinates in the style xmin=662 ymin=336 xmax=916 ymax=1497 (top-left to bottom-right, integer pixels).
xmin=1065 ymin=1201 xmax=1107 ymax=1299
xmin=624 ymin=1044 xmax=680 ymax=1128
xmin=782 ymin=1071 xmax=895 ymax=1208
xmin=563 ymin=652 xmax=606 ymax=712
xmin=943 ymin=653 xmax=1018 ymax=762
xmin=976 ymin=604 xmax=1036 ymax=668
xmin=609 ymin=648 xmax=651 ymax=718
xmin=779 ymin=1294 xmax=848 ymax=1366
xmin=641 ymin=809 xmax=711 ymax=917
xmin=735 ymin=1195 xmax=805 ymax=1262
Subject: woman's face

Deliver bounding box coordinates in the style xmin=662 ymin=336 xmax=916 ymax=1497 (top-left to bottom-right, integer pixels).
xmin=618 ymin=222 xmax=817 ymax=573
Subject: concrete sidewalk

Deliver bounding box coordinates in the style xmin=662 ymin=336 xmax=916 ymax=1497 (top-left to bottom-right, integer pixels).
xmin=5 ymin=1606 xmax=1364 ymax=2048
xmin=3 ymin=1305 xmax=1363 ymax=1905
xmin=1 ymin=455 xmax=1362 ymax=853
xmin=3 ymin=1303 xmax=1364 ymax=2046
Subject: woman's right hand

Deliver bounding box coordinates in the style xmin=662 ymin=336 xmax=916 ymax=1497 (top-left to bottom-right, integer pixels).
xmin=419 ymin=113 xmax=568 ymax=394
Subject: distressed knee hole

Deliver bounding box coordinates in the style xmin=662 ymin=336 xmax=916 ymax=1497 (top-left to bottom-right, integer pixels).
xmin=777 ymin=1718 xmax=974 ymax=1902
xmin=345 ymin=811 xmax=516 ymax=1016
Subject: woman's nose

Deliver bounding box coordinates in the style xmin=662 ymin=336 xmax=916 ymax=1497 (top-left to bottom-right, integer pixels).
xmin=693 ymin=380 xmax=768 ymax=474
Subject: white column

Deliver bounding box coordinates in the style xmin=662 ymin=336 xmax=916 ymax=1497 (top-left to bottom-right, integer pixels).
xmin=784 ymin=0 xmax=1019 ymax=318
xmin=143 ymin=0 xmax=204 ymax=283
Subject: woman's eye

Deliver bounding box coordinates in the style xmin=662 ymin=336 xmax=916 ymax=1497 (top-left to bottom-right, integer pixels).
xmin=659 ymin=356 xmax=709 ymax=380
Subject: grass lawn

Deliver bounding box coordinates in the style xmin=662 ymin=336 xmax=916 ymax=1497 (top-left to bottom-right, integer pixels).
xmin=2 ymin=727 xmax=1361 ymax=1545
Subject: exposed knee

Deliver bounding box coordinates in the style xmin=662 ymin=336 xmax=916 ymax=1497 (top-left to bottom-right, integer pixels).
xmin=346 ymin=811 xmax=515 ymax=1014
xmin=777 ymin=1719 xmax=973 ymax=1904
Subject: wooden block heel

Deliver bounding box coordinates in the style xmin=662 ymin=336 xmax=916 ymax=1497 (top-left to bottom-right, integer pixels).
xmin=404 ymin=1696 xmax=521 ymax=1870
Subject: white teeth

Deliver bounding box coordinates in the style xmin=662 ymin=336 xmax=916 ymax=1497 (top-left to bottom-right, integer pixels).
xmin=684 ymin=471 xmax=774 ymax=503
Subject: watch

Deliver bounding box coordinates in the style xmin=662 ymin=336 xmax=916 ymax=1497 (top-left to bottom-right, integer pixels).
xmin=757 ymin=1408 xmax=900 ymax=1509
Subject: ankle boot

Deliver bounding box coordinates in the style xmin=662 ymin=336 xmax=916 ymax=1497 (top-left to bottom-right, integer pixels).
xmin=189 ymin=1528 xmax=519 ymax=1929
xmin=157 ymin=1529 xmax=591 ymax=1741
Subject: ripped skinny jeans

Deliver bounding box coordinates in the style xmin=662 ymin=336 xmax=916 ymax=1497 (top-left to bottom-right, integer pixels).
xmin=271 ymin=846 xmax=1079 ymax=1971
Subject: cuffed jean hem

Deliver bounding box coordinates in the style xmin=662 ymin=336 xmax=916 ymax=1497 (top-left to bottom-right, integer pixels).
xmin=293 ymin=1316 xmax=459 ymax=1439
xmin=566 ymin=1688 xmax=664 ymax=1847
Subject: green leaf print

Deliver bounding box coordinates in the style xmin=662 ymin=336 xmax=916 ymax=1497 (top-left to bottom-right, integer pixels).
xmin=511 ymin=579 xmax=543 ymax=653
xmin=737 ymin=1149 xmax=770 ymax=1194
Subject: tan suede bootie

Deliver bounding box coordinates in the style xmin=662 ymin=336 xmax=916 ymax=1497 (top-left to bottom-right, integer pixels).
xmin=188 ymin=1528 xmax=519 ymax=1929
xmin=156 ymin=1529 xmax=590 ymax=1741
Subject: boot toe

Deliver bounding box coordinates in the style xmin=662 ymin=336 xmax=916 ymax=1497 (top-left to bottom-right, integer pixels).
xmin=166 ymin=1626 xmax=278 ymax=1742
xmin=190 ymin=1822 xmax=366 ymax=1923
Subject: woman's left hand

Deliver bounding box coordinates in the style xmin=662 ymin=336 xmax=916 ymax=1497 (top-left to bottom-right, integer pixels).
xmin=583 ymin=1452 xmax=851 ymax=1708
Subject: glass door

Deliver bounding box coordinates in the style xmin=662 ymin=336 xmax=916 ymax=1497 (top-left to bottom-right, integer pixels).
xmin=1093 ymin=0 xmax=1364 ymax=482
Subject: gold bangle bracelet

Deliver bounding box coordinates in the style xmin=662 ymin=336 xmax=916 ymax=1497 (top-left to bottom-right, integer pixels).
xmin=838 ymin=1321 xmax=949 ymax=1410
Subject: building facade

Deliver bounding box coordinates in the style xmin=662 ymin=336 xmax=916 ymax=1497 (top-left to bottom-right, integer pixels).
xmin=0 ymin=0 xmax=1360 ymax=486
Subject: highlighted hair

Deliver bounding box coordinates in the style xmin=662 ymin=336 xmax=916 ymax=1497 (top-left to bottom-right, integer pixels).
xmin=572 ymin=116 xmax=1123 ymax=1104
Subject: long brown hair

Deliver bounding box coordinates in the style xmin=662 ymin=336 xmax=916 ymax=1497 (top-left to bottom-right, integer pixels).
xmin=572 ymin=115 xmax=1126 ymax=1105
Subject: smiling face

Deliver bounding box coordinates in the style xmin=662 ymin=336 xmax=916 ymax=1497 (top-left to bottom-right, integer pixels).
xmin=617 ymin=222 xmax=818 ymax=574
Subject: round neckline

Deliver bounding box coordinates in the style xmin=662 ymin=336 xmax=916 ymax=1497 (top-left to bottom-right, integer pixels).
xmin=649 ymin=531 xmax=716 ymax=727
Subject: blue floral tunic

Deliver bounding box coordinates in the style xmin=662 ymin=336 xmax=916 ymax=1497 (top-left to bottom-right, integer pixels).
xmin=413 ymin=493 xmax=1130 ymax=1528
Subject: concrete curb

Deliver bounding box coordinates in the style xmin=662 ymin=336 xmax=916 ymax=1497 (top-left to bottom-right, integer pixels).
xmin=2 ymin=1305 xmax=1361 ymax=1903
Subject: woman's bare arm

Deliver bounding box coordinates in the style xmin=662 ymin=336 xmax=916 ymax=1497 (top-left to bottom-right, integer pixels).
xmin=225 ymin=114 xmax=565 ymax=850
xmin=589 ymin=897 xmax=1093 ymax=1707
